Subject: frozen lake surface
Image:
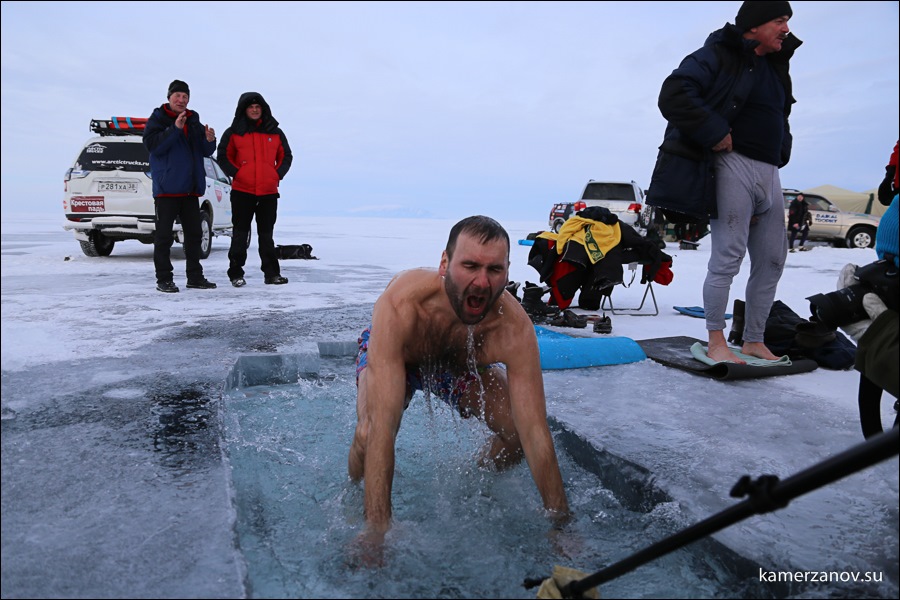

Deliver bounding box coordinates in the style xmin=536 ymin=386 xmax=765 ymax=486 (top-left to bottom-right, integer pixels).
xmin=2 ymin=215 xmax=897 ymax=598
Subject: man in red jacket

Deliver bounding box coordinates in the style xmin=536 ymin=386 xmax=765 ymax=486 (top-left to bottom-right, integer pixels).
xmin=217 ymin=92 xmax=293 ymax=286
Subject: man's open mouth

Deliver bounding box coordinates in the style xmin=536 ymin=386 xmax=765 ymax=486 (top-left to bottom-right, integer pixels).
xmin=466 ymin=294 xmax=486 ymax=313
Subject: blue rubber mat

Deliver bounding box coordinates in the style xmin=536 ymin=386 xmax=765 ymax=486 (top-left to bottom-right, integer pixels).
xmin=673 ymin=306 xmax=732 ymax=320
xmin=535 ymin=326 xmax=647 ymax=370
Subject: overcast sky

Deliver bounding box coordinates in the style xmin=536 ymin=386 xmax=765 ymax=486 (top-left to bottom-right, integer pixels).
xmin=2 ymin=1 xmax=898 ymax=222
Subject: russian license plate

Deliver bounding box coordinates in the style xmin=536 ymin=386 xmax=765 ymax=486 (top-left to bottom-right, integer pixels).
xmin=97 ymin=181 xmax=138 ymax=193
xmin=70 ymin=196 xmax=106 ymax=213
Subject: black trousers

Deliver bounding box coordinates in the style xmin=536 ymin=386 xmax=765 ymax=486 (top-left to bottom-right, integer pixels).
xmin=228 ymin=190 xmax=280 ymax=280
xmin=789 ymin=224 xmax=809 ymax=248
xmin=154 ymin=196 xmax=203 ymax=284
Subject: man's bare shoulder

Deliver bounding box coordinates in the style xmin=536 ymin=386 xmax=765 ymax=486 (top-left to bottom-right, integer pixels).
xmin=374 ymin=269 xmax=442 ymax=320
xmin=384 ymin=268 xmax=437 ymax=288
xmin=370 ymin=269 xmax=448 ymax=360
xmin=379 ymin=268 xmax=440 ymax=304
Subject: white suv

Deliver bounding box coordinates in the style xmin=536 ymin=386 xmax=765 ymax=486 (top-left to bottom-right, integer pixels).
xmin=548 ymin=180 xmax=645 ymax=232
xmin=63 ymin=118 xmax=233 ymax=258
xmin=782 ymin=189 xmax=880 ymax=249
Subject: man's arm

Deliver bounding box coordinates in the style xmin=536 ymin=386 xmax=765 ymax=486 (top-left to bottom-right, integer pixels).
xmin=276 ymin=129 xmax=293 ymax=179
xmin=187 ymin=112 xmax=216 ymax=158
xmin=142 ymin=112 xmax=177 ymax=155
xmin=503 ymin=324 xmax=569 ymax=516
xmin=659 ymin=47 xmax=731 ymax=150
xmin=361 ymin=294 xmax=413 ymax=531
xmin=202 ymin=135 xmax=216 ymax=158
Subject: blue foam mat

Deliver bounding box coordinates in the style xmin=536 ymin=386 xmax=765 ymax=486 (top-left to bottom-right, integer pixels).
xmin=535 ymin=325 xmax=647 ymax=370
xmin=673 ymin=306 xmax=732 ymax=320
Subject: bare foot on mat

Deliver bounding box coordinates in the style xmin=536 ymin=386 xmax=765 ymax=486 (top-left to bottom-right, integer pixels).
xmin=741 ymin=341 xmax=782 ymax=361
xmin=706 ymin=342 xmax=746 ymax=364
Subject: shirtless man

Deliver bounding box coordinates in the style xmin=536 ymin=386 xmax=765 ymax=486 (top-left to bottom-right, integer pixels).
xmin=348 ymin=215 xmax=569 ymax=539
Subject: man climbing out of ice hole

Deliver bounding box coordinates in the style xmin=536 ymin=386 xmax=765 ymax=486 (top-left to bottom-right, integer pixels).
xmin=348 ymin=215 xmax=569 ymax=555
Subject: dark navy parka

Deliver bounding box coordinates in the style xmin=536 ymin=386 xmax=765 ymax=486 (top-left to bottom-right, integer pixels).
xmin=143 ymin=104 xmax=216 ymax=198
xmin=648 ymin=23 xmax=802 ymax=218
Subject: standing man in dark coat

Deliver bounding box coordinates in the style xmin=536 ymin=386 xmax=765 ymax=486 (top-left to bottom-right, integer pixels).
xmin=217 ymin=92 xmax=293 ymax=287
xmin=787 ymin=192 xmax=812 ymax=252
xmin=143 ymin=79 xmax=218 ymax=293
xmin=649 ymin=1 xmax=802 ymax=364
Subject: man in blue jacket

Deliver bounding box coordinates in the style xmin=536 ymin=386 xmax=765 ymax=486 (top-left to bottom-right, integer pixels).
xmin=649 ymin=1 xmax=802 ymax=363
xmin=143 ymin=79 xmax=217 ymax=293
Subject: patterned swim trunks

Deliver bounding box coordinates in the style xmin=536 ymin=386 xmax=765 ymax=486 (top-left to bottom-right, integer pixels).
xmin=355 ymin=326 xmax=500 ymax=409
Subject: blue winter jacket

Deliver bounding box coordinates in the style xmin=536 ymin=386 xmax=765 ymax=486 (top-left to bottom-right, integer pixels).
xmin=647 ymin=23 xmax=802 ymax=219
xmin=143 ymin=104 xmax=216 ymax=197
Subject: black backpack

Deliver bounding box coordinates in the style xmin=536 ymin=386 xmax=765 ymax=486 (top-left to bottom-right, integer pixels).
xmin=764 ymin=300 xmax=856 ymax=370
xmin=275 ymin=244 xmax=317 ymax=260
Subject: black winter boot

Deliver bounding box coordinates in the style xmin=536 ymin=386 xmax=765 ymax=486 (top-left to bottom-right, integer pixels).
xmin=728 ymin=299 xmax=745 ymax=346
xmin=505 ymin=281 xmax=521 ymax=302
xmin=521 ymin=282 xmax=559 ymax=320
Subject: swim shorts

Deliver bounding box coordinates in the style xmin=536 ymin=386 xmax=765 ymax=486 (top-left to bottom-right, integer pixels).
xmin=355 ymin=326 xmax=501 ymax=409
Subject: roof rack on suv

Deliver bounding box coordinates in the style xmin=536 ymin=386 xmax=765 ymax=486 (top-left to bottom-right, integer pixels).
xmin=90 ymin=117 xmax=147 ymax=136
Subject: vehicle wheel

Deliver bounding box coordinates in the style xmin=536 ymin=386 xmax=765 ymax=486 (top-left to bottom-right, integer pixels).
xmin=551 ymin=219 xmax=565 ymax=233
xmin=198 ymin=209 xmax=213 ymax=259
xmin=79 ymin=232 xmax=115 ymax=257
xmin=846 ymin=226 xmax=876 ymax=249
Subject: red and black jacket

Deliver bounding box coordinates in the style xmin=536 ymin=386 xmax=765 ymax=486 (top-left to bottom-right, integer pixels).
xmin=216 ymin=92 xmax=293 ymax=197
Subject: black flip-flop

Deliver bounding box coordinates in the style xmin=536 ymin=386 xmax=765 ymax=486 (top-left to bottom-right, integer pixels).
xmin=593 ymin=315 xmax=612 ymax=334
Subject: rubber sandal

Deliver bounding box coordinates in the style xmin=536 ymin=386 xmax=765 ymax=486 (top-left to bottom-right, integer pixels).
xmin=593 ymin=315 xmax=612 ymax=334
xmin=550 ymin=309 xmax=587 ymax=328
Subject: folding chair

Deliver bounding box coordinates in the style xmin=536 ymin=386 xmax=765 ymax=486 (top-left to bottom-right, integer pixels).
xmin=600 ymin=262 xmax=659 ymax=316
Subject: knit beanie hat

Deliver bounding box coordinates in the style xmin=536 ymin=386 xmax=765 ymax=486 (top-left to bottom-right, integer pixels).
xmin=735 ymin=1 xmax=792 ymax=30
xmin=167 ymin=79 xmax=190 ymax=98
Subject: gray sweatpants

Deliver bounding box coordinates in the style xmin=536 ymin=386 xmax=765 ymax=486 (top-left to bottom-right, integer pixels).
xmin=703 ymin=151 xmax=787 ymax=343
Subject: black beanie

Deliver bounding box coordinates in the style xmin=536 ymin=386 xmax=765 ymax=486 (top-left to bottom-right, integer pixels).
xmin=167 ymin=79 xmax=190 ymax=98
xmin=735 ymin=1 xmax=792 ymax=30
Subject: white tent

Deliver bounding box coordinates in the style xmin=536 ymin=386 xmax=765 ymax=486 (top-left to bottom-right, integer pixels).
xmin=804 ymin=184 xmax=886 ymax=217
xmin=861 ymin=187 xmax=888 ymax=217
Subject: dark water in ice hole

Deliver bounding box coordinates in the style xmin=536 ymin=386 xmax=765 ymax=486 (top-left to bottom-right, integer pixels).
xmin=222 ymin=367 xmax=781 ymax=599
